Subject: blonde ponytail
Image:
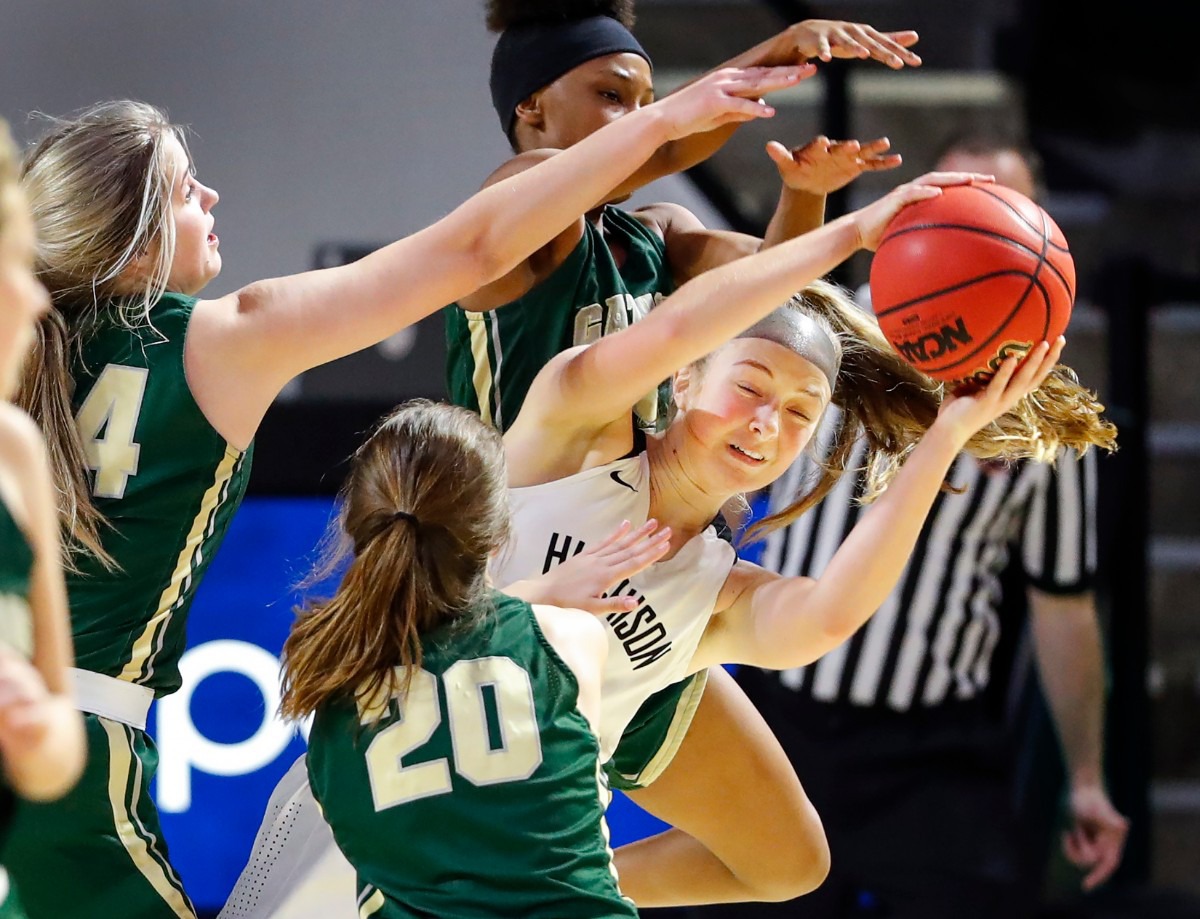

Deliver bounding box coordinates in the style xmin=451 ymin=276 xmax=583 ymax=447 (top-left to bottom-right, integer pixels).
xmin=744 ymin=279 xmax=1117 ymax=544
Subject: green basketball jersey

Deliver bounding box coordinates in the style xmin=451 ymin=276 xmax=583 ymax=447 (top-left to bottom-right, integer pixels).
xmin=0 ymin=493 xmax=34 ymax=856
xmin=0 ymin=494 xmax=33 ymax=660
xmin=445 ymin=204 xmax=673 ymax=430
xmin=67 ymin=293 xmax=253 ymax=696
xmin=308 ymin=590 xmax=635 ymax=919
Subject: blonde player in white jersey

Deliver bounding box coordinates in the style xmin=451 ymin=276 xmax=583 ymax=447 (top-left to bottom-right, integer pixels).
xmin=220 ymin=164 xmax=1108 ymax=914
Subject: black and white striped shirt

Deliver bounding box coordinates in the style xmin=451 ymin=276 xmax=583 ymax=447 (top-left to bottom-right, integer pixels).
xmin=759 ymin=408 xmax=1098 ymax=712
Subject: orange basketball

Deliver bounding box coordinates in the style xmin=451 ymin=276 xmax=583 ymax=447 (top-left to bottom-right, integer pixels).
xmin=868 ymin=183 xmax=1075 ymax=384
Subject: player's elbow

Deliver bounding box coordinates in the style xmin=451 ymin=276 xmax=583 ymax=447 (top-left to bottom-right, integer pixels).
xmin=464 ymin=228 xmax=511 ymax=291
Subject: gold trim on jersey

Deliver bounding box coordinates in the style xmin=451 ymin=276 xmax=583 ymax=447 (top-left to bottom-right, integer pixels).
xmin=358 ymin=888 xmax=385 ymax=917
xmin=465 ymin=310 xmax=497 ymax=428
xmin=101 ymin=718 xmax=196 ymax=918
xmin=595 ymin=759 xmax=632 ymax=905
xmin=0 ymin=593 xmax=33 ymax=659
xmin=632 ymin=668 xmax=709 ymax=787
xmin=118 ymin=446 xmax=240 ymax=684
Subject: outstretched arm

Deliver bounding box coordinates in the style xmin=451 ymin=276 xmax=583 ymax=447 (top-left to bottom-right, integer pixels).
xmin=760 ymin=135 xmax=902 ymax=248
xmin=513 ymin=173 xmax=980 ymax=442
xmin=644 ymin=134 xmax=904 ymax=287
xmin=694 ymin=342 xmax=1065 ymax=672
xmin=187 ymin=66 xmax=807 ymax=448
xmin=614 ymin=20 xmax=921 ymax=197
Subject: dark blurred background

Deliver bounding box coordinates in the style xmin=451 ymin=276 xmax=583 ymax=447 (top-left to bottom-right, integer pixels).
xmin=3 ymin=1 xmax=1198 ymax=916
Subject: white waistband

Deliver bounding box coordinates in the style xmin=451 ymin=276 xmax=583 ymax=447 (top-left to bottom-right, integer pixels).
xmin=69 ymin=667 xmax=154 ymax=731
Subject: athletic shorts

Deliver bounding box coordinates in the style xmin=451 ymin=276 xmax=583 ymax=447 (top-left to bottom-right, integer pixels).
xmin=3 ymin=714 xmax=196 ymax=919
xmin=605 ymin=670 xmax=708 ymax=790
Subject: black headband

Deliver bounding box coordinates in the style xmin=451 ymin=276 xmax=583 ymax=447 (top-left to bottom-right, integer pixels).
xmin=490 ymin=15 xmax=652 ymax=137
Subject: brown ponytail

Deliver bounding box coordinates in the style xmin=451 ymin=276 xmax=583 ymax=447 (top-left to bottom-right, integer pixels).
xmin=744 ymin=279 xmax=1118 ymax=544
xmin=281 ymin=401 xmax=512 ymax=722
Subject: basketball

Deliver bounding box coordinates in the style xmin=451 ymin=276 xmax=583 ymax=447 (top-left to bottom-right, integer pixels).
xmin=868 ymin=183 xmax=1075 ymax=385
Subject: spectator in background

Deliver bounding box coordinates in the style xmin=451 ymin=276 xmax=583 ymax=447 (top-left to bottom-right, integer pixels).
xmin=687 ymin=129 xmax=1129 ymax=919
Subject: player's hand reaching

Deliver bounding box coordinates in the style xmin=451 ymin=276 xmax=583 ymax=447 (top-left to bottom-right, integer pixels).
xmin=934 ymin=338 xmax=1066 ymax=446
xmin=502 ymin=519 xmax=672 ymax=616
xmin=657 ymin=65 xmax=815 ymax=140
xmin=761 ymin=20 xmax=921 ymax=70
xmin=851 ymin=172 xmax=994 ymax=251
xmin=767 ymin=135 xmax=901 ymax=196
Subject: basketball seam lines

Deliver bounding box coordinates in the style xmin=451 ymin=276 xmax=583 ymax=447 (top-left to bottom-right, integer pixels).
xmin=877 ymin=214 xmax=1065 ymax=376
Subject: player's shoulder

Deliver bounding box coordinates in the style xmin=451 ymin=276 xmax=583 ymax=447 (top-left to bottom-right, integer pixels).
xmin=533 ymin=604 xmax=605 ymax=645
xmin=630 ymin=200 xmax=703 ymax=236
xmin=532 ymin=605 xmax=608 ymax=672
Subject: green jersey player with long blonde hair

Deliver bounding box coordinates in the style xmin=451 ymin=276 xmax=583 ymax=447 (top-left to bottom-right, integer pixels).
xmin=4 ymin=68 xmax=800 ymax=919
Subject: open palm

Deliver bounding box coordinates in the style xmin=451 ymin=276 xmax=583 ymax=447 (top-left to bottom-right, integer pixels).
xmin=936 ymin=338 xmax=1066 ymax=443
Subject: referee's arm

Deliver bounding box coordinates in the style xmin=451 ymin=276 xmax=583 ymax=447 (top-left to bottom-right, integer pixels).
xmin=1023 ymin=448 xmax=1128 ymax=890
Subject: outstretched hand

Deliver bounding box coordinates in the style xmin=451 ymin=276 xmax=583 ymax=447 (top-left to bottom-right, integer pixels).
xmin=767 ymin=135 xmax=901 ymax=196
xmin=852 ymin=172 xmax=995 ymax=251
xmin=762 ymin=20 xmax=921 ymax=70
xmin=935 ymin=338 xmax=1067 ymax=445
xmin=659 ymin=65 xmax=815 ymax=140
xmin=514 ymin=519 xmax=672 ymax=616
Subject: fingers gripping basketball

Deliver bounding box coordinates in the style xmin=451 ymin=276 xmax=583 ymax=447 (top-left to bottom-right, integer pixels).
xmin=869 ymin=184 xmax=1075 ymax=384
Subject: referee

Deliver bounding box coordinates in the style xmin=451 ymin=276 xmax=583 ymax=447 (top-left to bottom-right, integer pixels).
xmin=687 ymin=133 xmax=1129 ymax=919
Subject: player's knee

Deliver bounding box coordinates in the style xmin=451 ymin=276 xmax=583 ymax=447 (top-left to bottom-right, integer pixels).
xmin=741 ymin=822 xmax=831 ymax=902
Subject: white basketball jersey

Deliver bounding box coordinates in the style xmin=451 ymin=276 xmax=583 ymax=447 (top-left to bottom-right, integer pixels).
xmin=493 ymin=452 xmax=736 ymax=760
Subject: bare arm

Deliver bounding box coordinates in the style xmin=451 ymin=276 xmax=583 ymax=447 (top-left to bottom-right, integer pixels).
xmin=694 ymin=344 xmax=1064 ymax=671
xmin=187 ymin=67 xmax=806 ymax=447
xmin=511 ymin=173 xmax=974 ymax=442
xmin=760 ymin=135 xmax=903 ymax=248
xmin=502 ymin=519 xmax=671 ymax=615
xmin=1029 ymin=588 xmax=1128 ymax=890
xmin=530 ymin=605 xmax=608 ymax=734
xmin=0 ymin=408 xmax=85 ymax=801
xmin=637 ymin=135 xmax=905 ymax=289
xmin=609 ymin=19 xmax=922 ymax=198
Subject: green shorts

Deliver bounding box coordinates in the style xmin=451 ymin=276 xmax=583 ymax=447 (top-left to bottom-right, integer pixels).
xmin=605 ymin=670 xmax=708 ymax=790
xmin=3 ymin=714 xmax=196 ymax=919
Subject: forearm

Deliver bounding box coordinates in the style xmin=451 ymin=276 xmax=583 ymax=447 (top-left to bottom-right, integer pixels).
xmin=752 ymin=427 xmax=963 ymax=665
xmin=761 ymin=186 xmax=826 ymax=249
xmin=1030 ymin=591 xmax=1107 ymax=786
xmin=567 ymin=213 xmax=863 ymax=416
xmin=461 ymin=106 xmax=673 ymax=277
xmin=814 ymin=429 xmax=961 ymax=621
xmin=223 ymin=106 xmax=678 ymax=390
xmin=638 ymin=31 xmax=810 ymax=182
